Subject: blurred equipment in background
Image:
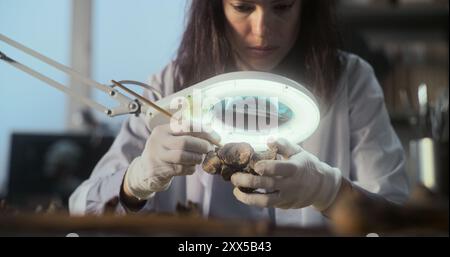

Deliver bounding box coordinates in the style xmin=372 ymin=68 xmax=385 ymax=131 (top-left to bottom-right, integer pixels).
xmin=43 ymin=139 xmax=83 ymax=205
xmin=432 ymin=87 xmax=449 ymax=143
xmin=333 ymin=0 xmax=449 ymax=236
xmin=409 ymin=86 xmax=449 ymax=197
xmin=6 ymin=133 xmax=114 ymax=210
xmin=337 ymin=0 xmax=449 ymax=194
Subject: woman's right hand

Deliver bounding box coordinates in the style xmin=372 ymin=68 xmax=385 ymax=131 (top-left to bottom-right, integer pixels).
xmin=123 ymin=123 xmax=221 ymax=200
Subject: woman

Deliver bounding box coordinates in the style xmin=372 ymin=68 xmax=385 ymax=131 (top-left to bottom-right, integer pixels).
xmin=70 ymin=0 xmax=409 ymax=227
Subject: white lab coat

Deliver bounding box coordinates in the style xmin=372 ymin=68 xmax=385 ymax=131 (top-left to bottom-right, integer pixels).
xmin=69 ymin=52 xmax=410 ymax=227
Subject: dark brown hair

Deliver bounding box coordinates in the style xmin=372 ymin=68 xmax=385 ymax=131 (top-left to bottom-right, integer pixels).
xmin=175 ymin=0 xmax=341 ymax=104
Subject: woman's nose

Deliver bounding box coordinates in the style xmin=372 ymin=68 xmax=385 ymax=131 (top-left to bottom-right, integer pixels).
xmin=251 ymin=9 xmax=270 ymax=38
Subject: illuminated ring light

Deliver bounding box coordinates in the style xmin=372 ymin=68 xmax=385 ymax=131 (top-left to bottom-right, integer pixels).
xmin=146 ymin=71 xmax=320 ymax=151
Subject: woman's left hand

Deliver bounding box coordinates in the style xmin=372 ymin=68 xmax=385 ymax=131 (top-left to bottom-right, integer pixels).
xmin=231 ymin=138 xmax=343 ymax=211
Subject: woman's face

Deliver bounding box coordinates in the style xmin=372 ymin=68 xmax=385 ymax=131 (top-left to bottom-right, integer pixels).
xmin=223 ymin=0 xmax=302 ymax=71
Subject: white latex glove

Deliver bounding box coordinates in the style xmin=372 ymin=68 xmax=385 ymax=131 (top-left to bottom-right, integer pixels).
xmin=124 ymin=123 xmax=221 ymax=200
xmin=231 ymin=138 xmax=342 ymax=211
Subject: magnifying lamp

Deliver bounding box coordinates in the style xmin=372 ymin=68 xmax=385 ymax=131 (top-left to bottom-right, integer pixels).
xmin=146 ymin=72 xmax=320 ymax=151
xmin=0 ymin=33 xmax=320 ymax=151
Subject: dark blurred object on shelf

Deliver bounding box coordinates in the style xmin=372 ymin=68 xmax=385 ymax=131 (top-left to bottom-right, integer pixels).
xmin=1 ymin=198 xmax=66 ymax=216
xmin=431 ymin=88 xmax=449 ymax=142
xmin=0 ymin=199 xmax=18 ymax=215
xmin=6 ymin=133 xmax=114 ymax=210
xmin=176 ymin=201 xmax=202 ymax=218
xmin=331 ymin=185 xmax=449 ymax=236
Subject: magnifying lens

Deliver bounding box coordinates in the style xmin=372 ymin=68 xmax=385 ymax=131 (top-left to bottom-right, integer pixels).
xmin=146 ymin=72 xmax=321 ymax=151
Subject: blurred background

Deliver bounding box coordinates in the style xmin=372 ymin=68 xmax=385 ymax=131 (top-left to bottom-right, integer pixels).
xmin=0 ymin=0 xmax=448 ymax=211
xmin=0 ymin=0 xmax=186 ymax=210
